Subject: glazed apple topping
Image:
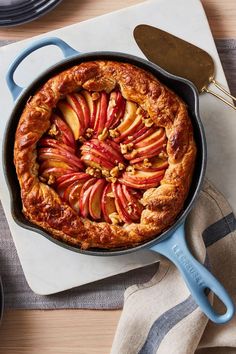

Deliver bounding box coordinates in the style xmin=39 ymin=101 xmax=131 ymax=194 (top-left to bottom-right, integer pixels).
xmin=37 ymin=89 xmax=169 ymax=225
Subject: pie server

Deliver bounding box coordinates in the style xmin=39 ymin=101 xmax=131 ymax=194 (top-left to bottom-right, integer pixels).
xmin=3 ymin=37 xmax=235 ymax=323
xmin=134 ymin=25 xmax=236 ymax=110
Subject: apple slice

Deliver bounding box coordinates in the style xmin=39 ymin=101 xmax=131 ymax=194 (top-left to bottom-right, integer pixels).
xmin=58 ymin=101 xmax=83 ymax=140
xmin=66 ymin=94 xmax=85 ymax=135
xmin=106 ymin=91 xmax=126 ymax=129
xmin=81 ymin=146 xmax=116 ymax=168
xmin=38 ymin=147 xmax=84 ymax=170
xmin=119 ymin=170 xmax=165 ymax=189
xmin=39 ymin=160 xmax=78 ymax=176
xmin=56 ymin=172 xmax=90 ymax=186
xmin=87 ymin=139 xmax=124 ymax=164
xmin=94 ymin=92 xmax=108 ymax=135
xmin=81 ymin=90 xmax=97 ymax=128
xmin=39 ymin=137 xmax=75 ymax=154
xmin=89 ymin=179 xmax=106 ymax=220
xmin=52 ymin=114 xmax=75 ymax=148
xmin=123 ymin=125 xmax=152 ymax=145
xmin=121 ymin=184 xmax=143 ymax=221
xmin=134 ymin=128 xmax=165 ymax=148
xmin=112 ymin=183 xmax=133 ymax=224
xmin=114 ymin=101 xmax=138 ymax=142
xmin=81 ymin=153 xmax=114 ymax=170
xmin=74 ymin=93 xmax=90 ymax=129
xmin=124 ymin=134 xmax=166 ymax=161
xmin=101 ymin=183 xmax=117 ymax=223
xmin=56 ymin=173 xmax=90 ymax=197
xmin=67 ymin=182 xmax=84 ymax=213
xmin=40 ymin=167 xmax=73 ymax=180
xmin=79 ymin=178 xmax=97 ymax=218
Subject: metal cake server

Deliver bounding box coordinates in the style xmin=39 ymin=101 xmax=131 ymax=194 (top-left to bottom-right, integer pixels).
xmin=134 ymin=25 xmax=236 ymax=110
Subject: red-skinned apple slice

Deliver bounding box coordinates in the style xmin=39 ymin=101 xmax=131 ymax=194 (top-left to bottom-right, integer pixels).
xmin=81 ymin=146 xmax=116 ymax=168
xmin=58 ymin=101 xmax=83 ymax=140
xmin=81 ymin=90 xmax=97 ymax=128
xmin=123 ymin=125 xmax=152 ymax=145
xmin=101 ymin=183 xmax=117 ymax=223
xmin=79 ymin=178 xmax=97 ymax=218
xmin=38 ymin=147 xmax=84 ymax=170
xmin=56 ymin=173 xmax=90 ymax=196
xmin=40 ymin=167 xmax=73 ymax=180
xmin=85 ymin=139 xmax=124 ymax=164
xmin=94 ymin=92 xmax=108 ymax=135
xmin=106 ymin=91 xmax=126 ymax=129
xmin=89 ymin=179 xmax=106 ymax=220
xmin=112 ymin=184 xmax=133 ymax=223
xmin=66 ymin=94 xmax=85 ymax=135
xmin=129 ymin=150 xmax=165 ymax=164
xmin=124 ymin=135 xmax=166 ymax=160
xmin=39 ymin=160 xmax=78 ymax=175
xmin=39 ymin=137 xmax=75 ymax=154
xmin=81 ymin=153 xmax=114 ymax=170
xmin=114 ymin=101 xmax=138 ymax=142
xmin=52 ymin=114 xmax=75 ymax=148
xmin=121 ymin=184 xmax=143 ymax=221
xmin=134 ymin=158 xmax=169 ymax=172
xmin=56 ymin=172 xmax=90 ymax=186
xmin=119 ymin=170 xmax=165 ymax=189
xmin=68 ymin=182 xmax=84 ymax=213
xmin=74 ymin=93 xmax=90 ymax=129
xmin=134 ymin=128 xmax=165 ymax=148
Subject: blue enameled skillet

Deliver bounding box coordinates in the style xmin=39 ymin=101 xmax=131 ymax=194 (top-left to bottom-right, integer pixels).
xmin=3 ymin=37 xmax=235 ymax=324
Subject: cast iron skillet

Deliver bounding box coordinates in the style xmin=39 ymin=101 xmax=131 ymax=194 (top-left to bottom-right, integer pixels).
xmin=3 ymin=37 xmax=235 ymax=323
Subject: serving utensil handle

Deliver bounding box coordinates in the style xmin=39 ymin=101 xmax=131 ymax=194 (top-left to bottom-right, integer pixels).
xmin=203 ymin=79 xmax=236 ymax=110
xmin=150 ymin=223 xmax=235 ymax=324
xmin=6 ymin=37 xmax=79 ymax=101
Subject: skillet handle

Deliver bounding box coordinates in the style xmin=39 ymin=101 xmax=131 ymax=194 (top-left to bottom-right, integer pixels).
xmin=6 ymin=37 xmax=79 ymax=101
xmin=151 ymin=223 xmax=235 ymax=324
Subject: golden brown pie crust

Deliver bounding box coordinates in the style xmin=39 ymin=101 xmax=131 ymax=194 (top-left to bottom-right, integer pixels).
xmin=14 ymin=60 xmax=196 ymax=249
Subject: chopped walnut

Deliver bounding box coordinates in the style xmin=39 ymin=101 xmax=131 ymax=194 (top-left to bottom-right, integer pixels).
xmin=159 ymin=151 xmax=168 ymax=159
xmin=47 ymin=174 xmax=56 ymax=185
xmin=126 ymin=166 xmax=136 ymax=175
xmin=143 ymin=158 xmax=152 ymax=168
xmin=101 ymin=169 xmax=110 ymax=177
xmin=109 ymin=129 xmax=120 ymax=138
xmin=86 ymin=167 xmax=101 ymax=178
xmin=127 ymin=203 xmax=134 ymax=214
xmin=120 ymin=144 xmax=128 ymax=154
xmin=110 ymin=166 xmax=119 ymax=178
xmin=92 ymin=92 xmax=100 ymax=100
xmin=106 ymin=176 xmax=117 ymax=183
xmin=109 ymin=212 xmax=122 ymax=225
xmin=118 ymin=163 xmax=125 ymax=171
xmin=98 ymin=127 xmax=109 ymax=141
xmin=85 ymin=128 xmax=94 ymax=139
xmin=48 ymin=124 xmax=59 ymax=137
xmin=120 ymin=143 xmax=134 ymax=154
xmin=142 ymin=117 xmax=154 ymax=127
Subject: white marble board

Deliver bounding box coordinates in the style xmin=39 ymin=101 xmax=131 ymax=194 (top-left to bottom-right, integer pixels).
xmin=0 ymin=0 xmax=235 ymax=295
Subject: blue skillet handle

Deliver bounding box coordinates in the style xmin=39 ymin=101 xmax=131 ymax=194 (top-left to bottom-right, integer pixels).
xmin=6 ymin=37 xmax=79 ymax=101
xmin=151 ymin=223 xmax=235 ymax=324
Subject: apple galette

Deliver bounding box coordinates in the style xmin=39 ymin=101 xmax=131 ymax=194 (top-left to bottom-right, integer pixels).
xmin=14 ymin=60 xmax=196 ymax=249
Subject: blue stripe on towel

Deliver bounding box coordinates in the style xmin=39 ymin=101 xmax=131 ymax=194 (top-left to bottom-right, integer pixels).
xmin=138 ymin=213 xmax=236 ymax=354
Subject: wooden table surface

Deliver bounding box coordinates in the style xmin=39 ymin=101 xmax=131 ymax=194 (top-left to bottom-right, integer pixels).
xmin=0 ymin=1 xmax=235 ymax=353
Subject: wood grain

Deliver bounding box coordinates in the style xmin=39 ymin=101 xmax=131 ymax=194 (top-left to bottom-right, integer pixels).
xmin=0 ymin=310 xmax=121 ymax=354
xmin=0 ymin=1 xmax=235 ymax=354
xmin=0 ymin=0 xmax=235 ymax=40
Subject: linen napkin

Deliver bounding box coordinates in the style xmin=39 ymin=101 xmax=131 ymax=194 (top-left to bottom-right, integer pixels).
xmin=111 ymin=179 xmax=236 ymax=354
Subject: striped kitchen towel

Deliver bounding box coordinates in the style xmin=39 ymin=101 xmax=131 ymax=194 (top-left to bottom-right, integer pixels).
xmin=111 ymin=179 xmax=236 ymax=354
